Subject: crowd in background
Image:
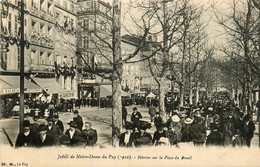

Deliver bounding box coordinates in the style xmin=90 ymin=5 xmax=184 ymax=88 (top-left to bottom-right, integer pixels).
xmin=1 ymin=92 xmax=258 ymax=148
xmin=120 ymin=98 xmax=257 ymax=148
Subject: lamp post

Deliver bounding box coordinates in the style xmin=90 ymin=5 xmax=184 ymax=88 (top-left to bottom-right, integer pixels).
xmin=1 ymin=0 xmax=26 ymax=133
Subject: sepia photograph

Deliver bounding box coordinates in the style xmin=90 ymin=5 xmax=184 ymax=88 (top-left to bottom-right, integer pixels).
xmin=0 ymin=0 xmax=260 ymax=166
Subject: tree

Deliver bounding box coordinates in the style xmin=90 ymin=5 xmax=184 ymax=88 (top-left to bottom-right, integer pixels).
xmin=213 ymin=0 xmax=259 ymax=113
xmin=124 ymin=0 xmax=189 ymax=118
xmin=75 ymin=0 xmax=124 ymax=146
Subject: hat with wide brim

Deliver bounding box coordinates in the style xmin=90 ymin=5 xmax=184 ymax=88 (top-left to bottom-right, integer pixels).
xmin=73 ymin=110 xmax=79 ymax=114
xmin=132 ymin=107 xmax=137 ymax=111
xmin=184 ymin=117 xmax=194 ymax=124
xmin=180 ymin=113 xmax=187 ymax=118
xmin=39 ymin=124 xmax=47 ymax=131
xmin=46 ymin=117 xmax=53 ymax=122
xmin=194 ymin=111 xmax=201 ymax=117
xmin=23 ymin=120 xmax=31 ymax=127
xmin=158 ymin=137 xmax=170 ymax=144
xmin=208 ymin=107 xmax=213 ymax=111
xmin=171 ymin=115 xmax=180 ymax=122
xmin=68 ymin=121 xmax=77 ymax=127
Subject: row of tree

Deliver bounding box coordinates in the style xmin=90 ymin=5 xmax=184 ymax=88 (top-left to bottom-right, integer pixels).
xmin=68 ymin=0 xmax=259 ymax=146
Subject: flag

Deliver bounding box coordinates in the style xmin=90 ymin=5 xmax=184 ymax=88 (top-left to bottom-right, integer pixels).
xmin=1 ymin=54 xmax=7 ymax=70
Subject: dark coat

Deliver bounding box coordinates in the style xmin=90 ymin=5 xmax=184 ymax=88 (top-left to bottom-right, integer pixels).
xmin=148 ymin=106 xmax=156 ymax=116
xmin=73 ymin=115 xmax=83 ymax=131
xmin=65 ymin=128 xmax=83 ymax=146
xmin=35 ymin=134 xmax=56 ymax=147
xmin=54 ymin=120 xmax=64 ymax=133
xmin=15 ymin=131 xmax=36 ymax=147
xmin=233 ymin=135 xmax=246 ymax=147
xmin=30 ymin=123 xmax=40 ymax=135
xmin=46 ymin=124 xmax=63 ymax=144
xmin=152 ymin=130 xmax=167 ymax=145
xmin=119 ymin=132 xmax=136 ymax=147
xmin=154 ymin=116 xmax=163 ymax=128
xmin=131 ymin=111 xmax=142 ymax=124
xmin=190 ymin=123 xmax=207 ymax=142
xmin=181 ymin=124 xmax=193 ymax=142
xmin=206 ymin=130 xmax=224 ymax=146
xmin=243 ymin=121 xmax=256 ymax=140
xmin=82 ymin=129 xmax=98 ymax=146
xmin=219 ymin=118 xmax=235 ymax=137
xmin=135 ymin=132 xmax=153 ymax=147
xmin=122 ymin=107 xmax=127 ymax=120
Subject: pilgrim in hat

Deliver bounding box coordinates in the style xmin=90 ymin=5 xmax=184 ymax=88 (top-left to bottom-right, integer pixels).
xmin=35 ymin=124 xmax=56 ymax=147
xmin=65 ymin=121 xmax=82 ymax=146
xmin=119 ymin=123 xmax=135 ymax=147
xmin=15 ymin=120 xmax=35 ymax=147
xmin=53 ymin=114 xmax=64 ymax=133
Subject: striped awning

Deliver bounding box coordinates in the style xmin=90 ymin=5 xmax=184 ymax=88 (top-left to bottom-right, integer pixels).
xmin=0 ymin=75 xmax=42 ymax=95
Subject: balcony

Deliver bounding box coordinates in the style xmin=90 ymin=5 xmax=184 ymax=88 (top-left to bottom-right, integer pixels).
xmin=31 ymin=64 xmax=55 ymax=72
xmin=29 ymin=6 xmax=39 ymax=16
xmin=46 ymin=12 xmax=54 ymax=22
xmin=40 ymin=9 xmax=47 ymax=19
xmin=30 ymin=32 xmax=54 ymax=48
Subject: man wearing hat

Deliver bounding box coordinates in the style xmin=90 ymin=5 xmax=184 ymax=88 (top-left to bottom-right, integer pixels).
xmin=152 ymin=126 xmax=168 ymax=146
xmin=182 ymin=117 xmax=194 ymax=143
xmin=46 ymin=117 xmax=62 ymax=145
xmin=168 ymin=115 xmax=182 ymax=146
xmin=53 ymin=113 xmax=64 ymax=133
xmin=190 ymin=116 xmax=207 ymax=146
xmin=219 ymin=111 xmax=235 ymax=147
xmin=30 ymin=115 xmax=40 ymax=134
xmin=82 ymin=122 xmax=98 ymax=147
xmin=243 ymin=114 xmax=256 ymax=147
xmin=232 ymin=129 xmax=246 ymax=147
xmin=148 ymin=103 xmax=156 ymax=124
xmin=65 ymin=121 xmax=83 ymax=146
xmin=135 ymin=122 xmax=153 ymax=147
xmin=154 ymin=112 xmax=163 ymax=130
xmin=131 ymin=107 xmax=142 ymax=134
xmin=35 ymin=124 xmax=56 ymax=147
xmin=119 ymin=124 xmax=136 ymax=147
xmin=206 ymin=123 xmax=224 ymax=146
xmin=15 ymin=120 xmax=36 ymax=147
xmin=73 ymin=110 xmax=83 ymax=131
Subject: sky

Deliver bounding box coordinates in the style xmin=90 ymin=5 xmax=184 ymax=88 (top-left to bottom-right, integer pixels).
xmin=101 ymin=0 xmax=233 ymax=47
xmin=100 ymin=0 xmax=245 ymax=62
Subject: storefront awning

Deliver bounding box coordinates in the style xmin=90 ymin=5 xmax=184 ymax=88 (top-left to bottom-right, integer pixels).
xmin=100 ymin=85 xmax=112 ymax=98
xmin=0 ymin=76 xmax=42 ymax=95
xmin=32 ymin=77 xmax=66 ymax=94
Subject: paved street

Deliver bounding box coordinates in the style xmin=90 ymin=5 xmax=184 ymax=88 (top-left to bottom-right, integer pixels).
xmin=0 ymin=105 xmax=259 ymax=148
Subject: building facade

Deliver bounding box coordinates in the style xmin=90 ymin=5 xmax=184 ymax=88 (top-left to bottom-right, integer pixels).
xmin=0 ymin=0 xmax=77 ymax=99
xmin=76 ymin=0 xmax=112 ymax=99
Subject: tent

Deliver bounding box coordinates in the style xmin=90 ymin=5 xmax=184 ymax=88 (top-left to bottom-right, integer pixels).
xmin=99 ymin=85 xmax=130 ymax=97
xmin=100 ymin=85 xmax=112 ymax=98
xmin=147 ymin=92 xmax=156 ymax=98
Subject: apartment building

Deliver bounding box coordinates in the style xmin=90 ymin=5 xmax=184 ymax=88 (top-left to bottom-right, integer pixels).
xmin=0 ymin=0 xmax=77 ymax=98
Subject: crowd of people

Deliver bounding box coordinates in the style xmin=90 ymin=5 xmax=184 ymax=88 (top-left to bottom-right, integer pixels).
xmin=15 ymin=110 xmax=98 ymax=148
xmin=11 ymin=95 xmax=258 ymax=148
xmin=120 ymin=100 xmax=257 ymax=148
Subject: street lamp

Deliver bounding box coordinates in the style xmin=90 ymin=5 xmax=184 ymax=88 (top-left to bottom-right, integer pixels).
xmin=0 ymin=0 xmax=27 ymax=133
